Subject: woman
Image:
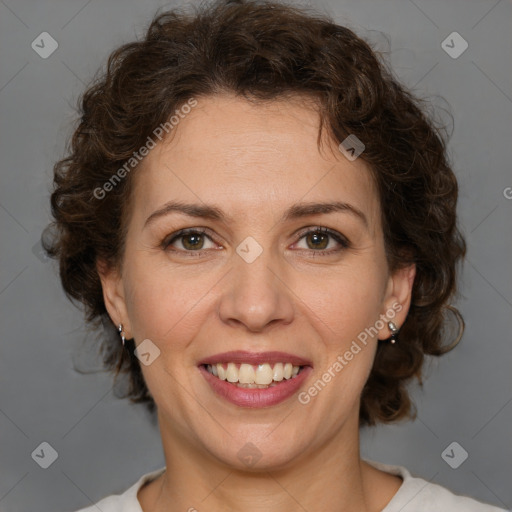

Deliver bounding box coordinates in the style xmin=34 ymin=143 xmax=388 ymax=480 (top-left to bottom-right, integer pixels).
xmin=46 ymin=0 xmax=506 ymax=510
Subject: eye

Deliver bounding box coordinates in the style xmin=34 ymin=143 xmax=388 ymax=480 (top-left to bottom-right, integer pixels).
xmin=162 ymin=228 xmax=218 ymax=254
xmin=161 ymin=226 xmax=350 ymax=257
xmin=293 ymin=227 xmax=350 ymax=255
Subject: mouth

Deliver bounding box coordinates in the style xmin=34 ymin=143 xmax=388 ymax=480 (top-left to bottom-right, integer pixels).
xmin=201 ymin=362 xmax=306 ymax=388
xmin=197 ymin=351 xmax=313 ymax=407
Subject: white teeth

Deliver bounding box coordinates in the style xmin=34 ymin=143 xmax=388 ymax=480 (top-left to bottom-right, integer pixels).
xmin=273 ymin=362 xmax=284 ymax=381
xmin=217 ymin=364 xmax=226 ymax=380
xmin=206 ymin=362 xmax=302 ymax=385
xmin=238 ymin=363 xmax=255 ymax=384
xmin=254 ymin=363 xmax=273 ymax=385
xmin=226 ymin=362 xmax=238 ymax=383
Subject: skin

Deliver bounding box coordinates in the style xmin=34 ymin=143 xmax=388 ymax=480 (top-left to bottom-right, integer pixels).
xmin=98 ymin=93 xmax=416 ymax=512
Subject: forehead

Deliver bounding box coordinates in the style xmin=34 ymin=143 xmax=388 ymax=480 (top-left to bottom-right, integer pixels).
xmin=129 ymin=94 xmax=381 ymax=234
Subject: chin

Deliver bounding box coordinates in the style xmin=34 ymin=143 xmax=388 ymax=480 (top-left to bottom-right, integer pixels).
xmin=200 ymin=430 xmax=314 ymax=472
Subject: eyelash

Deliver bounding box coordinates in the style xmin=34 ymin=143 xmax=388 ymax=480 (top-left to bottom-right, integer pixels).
xmin=161 ymin=226 xmax=350 ymax=257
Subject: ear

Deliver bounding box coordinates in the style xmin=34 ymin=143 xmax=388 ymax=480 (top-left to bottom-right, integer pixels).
xmin=96 ymin=258 xmax=132 ymax=338
xmin=377 ymin=263 xmax=416 ymax=340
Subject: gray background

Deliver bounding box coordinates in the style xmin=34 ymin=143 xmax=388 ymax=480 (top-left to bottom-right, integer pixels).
xmin=0 ymin=0 xmax=511 ymax=510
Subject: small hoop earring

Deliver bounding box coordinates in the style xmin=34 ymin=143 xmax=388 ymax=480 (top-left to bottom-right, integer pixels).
xmin=387 ymin=321 xmax=399 ymax=344
xmin=118 ymin=324 xmax=126 ymax=347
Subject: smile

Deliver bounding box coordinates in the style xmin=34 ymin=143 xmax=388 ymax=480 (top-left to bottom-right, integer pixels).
xmin=204 ymin=362 xmax=303 ymax=388
xmin=197 ymin=350 xmax=313 ymax=407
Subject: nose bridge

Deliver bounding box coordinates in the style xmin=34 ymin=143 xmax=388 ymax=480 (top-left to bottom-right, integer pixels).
xmin=218 ymin=235 xmax=294 ymax=330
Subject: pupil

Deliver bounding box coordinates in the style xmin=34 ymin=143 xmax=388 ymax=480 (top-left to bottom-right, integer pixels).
xmin=184 ymin=234 xmax=203 ymax=250
xmin=308 ymin=232 xmax=328 ymax=250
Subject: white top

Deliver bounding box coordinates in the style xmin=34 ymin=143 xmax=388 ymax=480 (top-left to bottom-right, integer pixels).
xmin=72 ymin=458 xmax=507 ymax=511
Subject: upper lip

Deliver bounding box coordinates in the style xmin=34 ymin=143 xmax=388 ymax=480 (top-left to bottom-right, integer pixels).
xmin=198 ymin=351 xmax=312 ymax=367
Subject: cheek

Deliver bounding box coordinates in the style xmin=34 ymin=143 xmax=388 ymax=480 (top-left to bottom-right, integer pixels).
xmin=291 ymin=264 xmax=384 ymax=408
xmin=292 ymin=264 xmax=386 ymax=347
xmin=298 ymin=273 xmax=381 ymax=416
xmin=122 ymin=260 xmax=218 ymax=346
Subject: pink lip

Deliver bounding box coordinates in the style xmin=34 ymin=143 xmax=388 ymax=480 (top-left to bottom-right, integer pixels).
xmin=197 ymin=350 xmax=313 ymax=367
xmin=198 ymin=364 xmax=313 ymax=408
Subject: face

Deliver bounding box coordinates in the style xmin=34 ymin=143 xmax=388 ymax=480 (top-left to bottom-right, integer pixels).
xmin=99 ymin=93 xmax=415 ymax=471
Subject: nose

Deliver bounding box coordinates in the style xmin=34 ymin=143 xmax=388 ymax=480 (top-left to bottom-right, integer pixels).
xmin=218 ymin=246 xmax=295 ymax=333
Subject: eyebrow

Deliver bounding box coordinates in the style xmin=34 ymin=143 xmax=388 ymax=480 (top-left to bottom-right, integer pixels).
xmin=144 ymin=200 xmax=368 ymax=229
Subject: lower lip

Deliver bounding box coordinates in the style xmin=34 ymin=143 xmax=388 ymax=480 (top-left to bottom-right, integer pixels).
xmin=198 ymin=365 xmax=313 ymax=408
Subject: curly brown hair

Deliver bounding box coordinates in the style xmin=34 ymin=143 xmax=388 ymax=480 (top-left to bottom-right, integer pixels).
xmin=45 ymin=0 xmax=466 ymax=426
